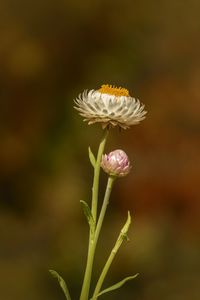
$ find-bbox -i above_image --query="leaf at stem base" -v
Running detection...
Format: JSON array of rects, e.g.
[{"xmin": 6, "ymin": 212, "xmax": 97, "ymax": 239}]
[
  {"xmin": 49, "ymin": 269, "xmax": 72, "ymax": 300},
  {"xmin": 91, "ymin": 274, "xmax": 139, "ymax": 299}
]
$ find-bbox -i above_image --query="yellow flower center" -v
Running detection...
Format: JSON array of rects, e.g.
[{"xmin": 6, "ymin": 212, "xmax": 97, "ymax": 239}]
[{"xmin": 98, "ymin": 84, "xmax": 130, "ymax": 97}]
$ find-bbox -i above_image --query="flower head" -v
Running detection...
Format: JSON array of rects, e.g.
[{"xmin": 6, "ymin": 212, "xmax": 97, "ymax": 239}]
[
  {"xmin": 101, "ymin": 149, "xmax": 131, "ymax": 177},
  {"xmin": 74, "ymin": 84, "xmax": 147, "ymax": 129}
]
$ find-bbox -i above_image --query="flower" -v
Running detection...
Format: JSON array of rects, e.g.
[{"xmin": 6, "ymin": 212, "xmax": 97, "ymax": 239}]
[
  {"xmin": 101, "ymin": 149, "xmax": 131, "ymax": 177},
  {"xmin": 74, "ymin": 84, "xmax": 147, "ymax": 129}
]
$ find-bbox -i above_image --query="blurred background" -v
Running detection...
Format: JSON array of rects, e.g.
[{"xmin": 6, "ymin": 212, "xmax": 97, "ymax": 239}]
[{"xmin": 0, "ymin": 0, "xmax": 200, "ymax": 299}]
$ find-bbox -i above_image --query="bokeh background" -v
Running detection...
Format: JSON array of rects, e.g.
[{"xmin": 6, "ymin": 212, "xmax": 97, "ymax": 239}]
[{"xmin": 0, "ymin": 0, "xmax": 200, "ymax": 299}]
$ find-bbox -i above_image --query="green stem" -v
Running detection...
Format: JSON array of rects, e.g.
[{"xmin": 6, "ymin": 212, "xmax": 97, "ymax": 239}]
[
  {"xmin": 93, "ymin": 176, "xmax": 115, "ymax": 246},
  {"xmin": 80, "ymin": 128, "xmax": 109, "ymax": 300},
  {"xmin": 91, "ymin": 128, "xmax": 109, "ymax": 223},
  {"xmin": 91, "ymin": 212, "xmax": 131, "ymax": 300}
]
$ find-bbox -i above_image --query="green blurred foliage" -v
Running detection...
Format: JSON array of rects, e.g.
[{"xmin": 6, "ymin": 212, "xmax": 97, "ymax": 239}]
[{"xmin": 0, "ymin": 0, "xmax": 200, "ymax": 299}]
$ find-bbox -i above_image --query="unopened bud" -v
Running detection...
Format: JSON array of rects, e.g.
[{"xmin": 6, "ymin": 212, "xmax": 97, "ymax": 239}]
[{"xmin": 101, "ymin": 149, "xmax": 131, "ymax": 177}]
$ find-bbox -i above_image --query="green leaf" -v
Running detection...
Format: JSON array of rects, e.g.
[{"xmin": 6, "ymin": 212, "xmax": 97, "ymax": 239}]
[
  {"xmin": 88, "ymin": 147, "xmax": 96, "ymax": 168},
  {"xmin": 80, "ymin": 200, "xmax": 95, "ymax": 233},
  {"xmin": 93, "ymin": 274, "xmax": 139, "ymax": 299},
  {"xmin": 121, "ymin": 211, "xmax": 131, "ymax": 236},
  {"xmin": 49, "ymin": 270, "xmax": 72, "ymax": 300}
]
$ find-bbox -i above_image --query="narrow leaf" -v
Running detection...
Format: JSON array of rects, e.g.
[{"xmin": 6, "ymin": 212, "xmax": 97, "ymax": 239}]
[
  {"xmin": 80, "ymin": 200, "xmax": 95, "ymax": 233},
  {"xmin": 121, "ymin": 211, "xmax": 131, "ymax": 236},
  {"xmin": 88, "ymin": 147, "xmax": 96, "ymax": 168},
  {"xmin": 94, "ymin": 274, "xmax": 139, "ymax": 299},
  {"xmin": 49, "ymin": 270, "xmax": 72, "ymax": 300}
]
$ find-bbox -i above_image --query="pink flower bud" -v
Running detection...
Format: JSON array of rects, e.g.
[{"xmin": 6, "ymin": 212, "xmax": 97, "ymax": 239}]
[{"xmin": 101, "ymin": 149, "xmax": 131, "ymax": 177}]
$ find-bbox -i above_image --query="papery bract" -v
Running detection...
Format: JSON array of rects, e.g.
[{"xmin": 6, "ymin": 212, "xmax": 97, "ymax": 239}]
[{"xmin": 101, "ymin": 149, "xmax": 131, "ymax": 177}]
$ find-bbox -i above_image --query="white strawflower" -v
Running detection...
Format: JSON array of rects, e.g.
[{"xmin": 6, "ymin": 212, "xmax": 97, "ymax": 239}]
[
  {"xmin": 74, "ymin": 84, "xmax": 147, "ymax": 129},
  {"xmin": 101, "ymin": 149, "xmax": 131, "ymax": 177}
]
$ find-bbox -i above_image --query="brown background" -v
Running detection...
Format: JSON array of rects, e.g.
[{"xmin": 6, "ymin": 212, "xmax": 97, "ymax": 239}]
[{"xmin": 0, "ymin": 0, "xmax": 200, "ymax": 299}]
